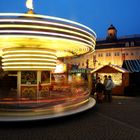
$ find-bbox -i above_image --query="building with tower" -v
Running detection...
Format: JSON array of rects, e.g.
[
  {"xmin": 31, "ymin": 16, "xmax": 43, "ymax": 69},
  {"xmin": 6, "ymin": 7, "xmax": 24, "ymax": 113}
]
[
  {"xmin": 65, "ymin": 24, "xmax": 140, "ymax": 95},
  {"xmin": 106, "ymin": 24, "xmax": 117, "ymax": 41}
]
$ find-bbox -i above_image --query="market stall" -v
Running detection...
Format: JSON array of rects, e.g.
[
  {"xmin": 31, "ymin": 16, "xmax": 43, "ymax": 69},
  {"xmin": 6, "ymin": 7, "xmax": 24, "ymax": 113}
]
[{"xmin": 91, "ymin": 64, "xmax": 129, "ymax": 95}]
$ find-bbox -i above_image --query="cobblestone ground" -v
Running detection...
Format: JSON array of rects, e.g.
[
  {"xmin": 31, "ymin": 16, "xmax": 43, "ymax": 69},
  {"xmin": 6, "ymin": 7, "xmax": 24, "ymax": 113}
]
[{"xmin": 0, "ymin": 96, "xmax": 140, "ymax": 140}]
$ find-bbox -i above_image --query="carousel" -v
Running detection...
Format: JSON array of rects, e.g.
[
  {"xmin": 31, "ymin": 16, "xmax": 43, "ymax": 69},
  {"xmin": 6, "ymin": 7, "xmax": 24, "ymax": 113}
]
[{"xmin": 0, "ymin": 0, "xmax": 96, "ymax": 121}]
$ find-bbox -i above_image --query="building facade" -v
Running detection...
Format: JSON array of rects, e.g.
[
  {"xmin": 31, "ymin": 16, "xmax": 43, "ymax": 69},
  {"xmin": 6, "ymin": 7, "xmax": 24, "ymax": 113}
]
[
  {"xmin": 65, "ymin": 24, "xmax": 140, "ymax": 69},
  {"xmin": 65, "ymin": 25, "xmax": 140, "ymax": 95}
]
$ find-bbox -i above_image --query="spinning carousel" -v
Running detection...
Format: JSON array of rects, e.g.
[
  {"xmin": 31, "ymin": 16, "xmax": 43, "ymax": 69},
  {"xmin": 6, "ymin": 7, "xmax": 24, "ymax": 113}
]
[{"xmin": 0, "ymin": 0, "xmax": 96, "ymax": 121}]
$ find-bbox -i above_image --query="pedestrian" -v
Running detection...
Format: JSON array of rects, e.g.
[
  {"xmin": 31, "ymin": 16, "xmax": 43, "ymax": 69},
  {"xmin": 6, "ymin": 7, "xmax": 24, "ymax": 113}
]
[
  {"xmin": 103, "ymin": 75, "xmax": 108, "ymax": 87},
  {"xmin": 95, "ymin": 77, "xmax": 105, "ymax": 103},
  {"xmin": 91, "ymin": 78, "xmax": 96, "ymax": 96},
  {"xmin": 105, "ymin": 75, "xmax": 114, "ymax": 102},
  {"xmin": 103, "ymin": 75, "xmax": 108, "ymax": 101}
]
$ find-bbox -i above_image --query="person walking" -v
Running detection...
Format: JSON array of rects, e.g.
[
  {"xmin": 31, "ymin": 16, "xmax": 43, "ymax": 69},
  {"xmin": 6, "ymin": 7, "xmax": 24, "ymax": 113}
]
[
  {"xmin": 103, "ymin": 75, "xmax": 108, "ymax": 101},
  {"xmin": 91, "ymin": 78, "xmax": 96, "ymax": 96},
  {"xmin": 95, "ymin": 77, "xmax": 105, "ymax": 103},
  {"xmin": 105, "ymin": 75, "xmax": 114, "ymax": 102}
]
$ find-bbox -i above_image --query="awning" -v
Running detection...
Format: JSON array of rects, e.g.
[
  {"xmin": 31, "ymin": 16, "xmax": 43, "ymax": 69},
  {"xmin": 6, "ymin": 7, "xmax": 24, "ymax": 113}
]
[{"xmin": 122, "ymin": 60, "xmax": 140, "ymax": 72}]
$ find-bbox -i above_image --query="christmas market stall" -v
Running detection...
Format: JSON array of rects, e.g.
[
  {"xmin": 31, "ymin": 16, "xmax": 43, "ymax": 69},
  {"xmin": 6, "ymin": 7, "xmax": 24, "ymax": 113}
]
[{"xmin": 91, "ymin": 64, "xmax": 129, "ymax": 95}]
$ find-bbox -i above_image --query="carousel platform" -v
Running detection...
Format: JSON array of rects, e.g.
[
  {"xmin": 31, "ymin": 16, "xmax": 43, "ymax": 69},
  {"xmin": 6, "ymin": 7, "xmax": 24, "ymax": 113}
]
[{"xmin": 0, "ymin": 97, "xmax": 96, "ymax": 122}]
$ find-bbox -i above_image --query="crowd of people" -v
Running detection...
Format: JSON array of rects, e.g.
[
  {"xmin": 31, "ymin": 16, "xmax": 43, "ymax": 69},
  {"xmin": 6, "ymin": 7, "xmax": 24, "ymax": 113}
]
[{"xmin": 91, "ymin": 75, "xmax": 115, "ymax": 103}]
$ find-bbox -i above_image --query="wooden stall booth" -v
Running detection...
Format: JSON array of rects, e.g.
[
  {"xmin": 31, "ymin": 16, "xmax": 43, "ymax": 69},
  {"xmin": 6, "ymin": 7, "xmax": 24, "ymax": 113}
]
[{"xmin": 91, "ymin": 64, "xmax": 129, "ymax": 95}]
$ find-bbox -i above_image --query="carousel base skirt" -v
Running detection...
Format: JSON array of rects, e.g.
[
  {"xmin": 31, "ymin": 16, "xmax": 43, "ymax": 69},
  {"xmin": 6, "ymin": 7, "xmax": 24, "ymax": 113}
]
[{"xmin": 0, "ymin": 97, "xmax": 96, "ymax": 122}]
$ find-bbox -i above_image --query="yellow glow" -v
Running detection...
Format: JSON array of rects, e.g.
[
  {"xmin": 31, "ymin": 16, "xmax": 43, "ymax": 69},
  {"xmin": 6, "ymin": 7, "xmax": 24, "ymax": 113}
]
[
  {"xmin": 0, "ymin": 19, "xmax": 96, "ymax": 41},
  {"xmin": 2, "ymin": 54, "xmax": 57, "ymax": 59},
  {"xmin": 2, "ymin": 47, "xmax": 57, "ymax": 71},
  {"xmin": 58, "ymin": 98, "xmax": 90, "ymax": 111},
  {"xmin": 26, "ymin": 0, "xmax": 33, "ymax": 10},
  {"xmin": 3, "ymin": 66, "xmax": 55, "ymax": 69},
  {"xmin": 0, "ymin": 35, "xmax": 94, "ymax": 57},
  {"xmin": 2, "ymin": 50, "xmax": 56, "ymax": 55},
  {"xmin": 2, "ymin": 62, "xmax": 56, "ymax": 66},
  {"xmin": 54, "ymin": 64, "xmax": 66, "ymax": 73},
  {"xmin": 0, "ymin": 30, "xmax": 93, "ymax": 46},
  {"xmin": 2, "ymin": 58, "xmax": 57, "ymax": 62},
  {"xmin": 0, "ymin": 13, "xmax": 96, "ymax": 71},
  {"xmin": 56, "ymin": 51, "xmax": 73, "ymax": 57},
  {"xmin": 0, "ymin": 24, "xmax": 95, "ymax": 42},
  {"xmin": 0, "ymin": 13, "xmax": 97, "ymax": 38},
  {"xmin": 3, "ymin": 66, "xmax": 55, "ymax": 70}
]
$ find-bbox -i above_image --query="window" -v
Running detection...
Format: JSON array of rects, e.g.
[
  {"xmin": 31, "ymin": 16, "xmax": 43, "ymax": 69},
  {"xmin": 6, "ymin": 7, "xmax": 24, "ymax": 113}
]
[
  {"xmin": 125, "ymin": 52, "xmax": 129, "ymax": 56},
  {"xmin": 98, "ymin": 53, "xmax": 103, "ymax": 57},
  {"xmin": 109, "ymin": 33, "xmax": 113, "ymax": 37},
  {"xmin": 114, "ymin": 52, "xmax": 119, "ymax": 56},
  {"xmin": 135, "ymin": 52, "xmax": 139, "ymax": 56},
  {"xmin": 125, "ymin": 42, "xmax": 129, "ymax": 47},
  {"xmin": 130, "ymin": 41, "xmax": 134, "ymax": 46},
  {"xmin": 106, "ymin": 53, "xmax": 111, "ymax": 56},
  {"xmin": 117, "ymin": 52, "xmax": 120, "ymax": 56}
]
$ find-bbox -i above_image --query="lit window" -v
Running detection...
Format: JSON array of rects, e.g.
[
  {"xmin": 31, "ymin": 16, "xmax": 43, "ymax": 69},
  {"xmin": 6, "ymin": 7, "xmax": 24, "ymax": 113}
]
[
  {"xmin": 125, "ymin": 42, "xmax": 129, "ymax": 47},
  {"xmin": 115, "ymin": 52, "xmax": 119, "ymax": 56},
  {"xmin": 125, "ymin": 52, "xmax": 128, "ymax": 56},
  {"xmin": 117, "ymin": 52, "xmax": 120, "ymax": 56},
  {"xmin": 106, "ymin": 53, "xmax": 112, "ymax": 56},
  {"xmin": 98, "ymin": 53, "xmax": 103, "ymax": 57},
  {"xmin": 135, "ymin": 52, "xmax": 139, "ymax": 56},
  {"xmin": 130, "ymin": 41, "xmax": 134, "ymax": 46}
]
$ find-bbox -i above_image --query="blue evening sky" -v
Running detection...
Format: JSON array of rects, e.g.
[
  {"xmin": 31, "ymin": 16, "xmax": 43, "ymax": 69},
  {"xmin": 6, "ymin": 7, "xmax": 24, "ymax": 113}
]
[{"xmin": 0, "ymin": 0, "xmax": 140, "ymax": 39}]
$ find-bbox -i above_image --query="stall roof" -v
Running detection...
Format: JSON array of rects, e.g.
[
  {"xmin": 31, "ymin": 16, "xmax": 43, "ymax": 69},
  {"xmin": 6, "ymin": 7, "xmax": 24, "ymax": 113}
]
[
  {"xmin": 122, "ymin": 60, "xmax": 140, "ymax": 72},
  {"xmin": 91, "ymin": 64, "xmax": 129, "ymax": 73}
]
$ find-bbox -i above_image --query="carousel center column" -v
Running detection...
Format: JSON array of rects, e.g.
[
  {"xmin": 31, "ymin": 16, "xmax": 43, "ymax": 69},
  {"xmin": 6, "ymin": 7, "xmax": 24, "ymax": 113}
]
[{"xmin": 2, "ymin": 47, "xmax": 57, "ymax": 100}]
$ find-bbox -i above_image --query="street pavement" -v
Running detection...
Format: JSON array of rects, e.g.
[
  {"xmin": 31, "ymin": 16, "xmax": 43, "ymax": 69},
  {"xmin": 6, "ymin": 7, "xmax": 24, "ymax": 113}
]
[{"xmin": 0, "ymin": 96, "xmax": 140, "ymax": 140}]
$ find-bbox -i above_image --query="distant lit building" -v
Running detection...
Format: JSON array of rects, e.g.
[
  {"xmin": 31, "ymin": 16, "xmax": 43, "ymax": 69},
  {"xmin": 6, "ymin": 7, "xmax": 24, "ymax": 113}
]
[
  {"xmin": 95, "ymin": 24, "xmax": 140, "ymax": 69},
  {"xmin": 66, "ymin": 24, "xmax": 140, "ymax": 70},
  {"xmin": 65, "ymin": 24, "xmax": 140, "ymax": 95}
]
